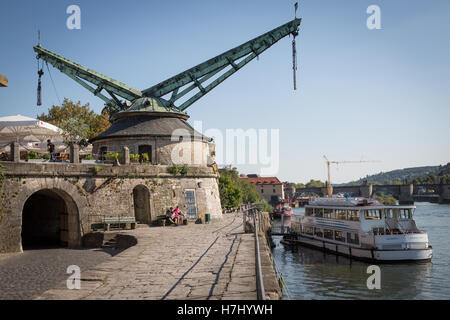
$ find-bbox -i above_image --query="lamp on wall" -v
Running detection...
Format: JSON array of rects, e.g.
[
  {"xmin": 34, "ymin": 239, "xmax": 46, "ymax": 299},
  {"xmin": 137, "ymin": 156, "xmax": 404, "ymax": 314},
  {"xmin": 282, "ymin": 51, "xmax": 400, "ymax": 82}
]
[{"xmin": 197, "ymin": 182, "xmax": 202, "ymax": 188}]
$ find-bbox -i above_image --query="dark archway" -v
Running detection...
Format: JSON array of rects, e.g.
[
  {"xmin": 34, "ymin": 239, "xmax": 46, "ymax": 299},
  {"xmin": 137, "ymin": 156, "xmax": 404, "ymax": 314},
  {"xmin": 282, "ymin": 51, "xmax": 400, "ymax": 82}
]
[
  {"xmin": 21, "ymin": 189, "xmax": 76, "ymax": 249},
  {"xmin": 133, "ymin": 185, "xmax": 151, "ymax": 224}
]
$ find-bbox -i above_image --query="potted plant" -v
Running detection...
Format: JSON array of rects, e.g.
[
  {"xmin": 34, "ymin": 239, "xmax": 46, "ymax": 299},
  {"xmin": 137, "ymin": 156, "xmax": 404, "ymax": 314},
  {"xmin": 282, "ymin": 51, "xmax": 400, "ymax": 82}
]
[{"xmin": 26, "ymin": 151, "xmax": 42, "ymax": 162}]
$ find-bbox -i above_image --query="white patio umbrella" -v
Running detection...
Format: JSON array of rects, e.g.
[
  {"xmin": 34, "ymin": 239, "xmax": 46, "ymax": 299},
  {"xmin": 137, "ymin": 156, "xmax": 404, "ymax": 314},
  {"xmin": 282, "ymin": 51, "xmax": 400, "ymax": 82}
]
[{"xmin": 0, "ymin": 114, "xmax": 65, "ymax": 153}]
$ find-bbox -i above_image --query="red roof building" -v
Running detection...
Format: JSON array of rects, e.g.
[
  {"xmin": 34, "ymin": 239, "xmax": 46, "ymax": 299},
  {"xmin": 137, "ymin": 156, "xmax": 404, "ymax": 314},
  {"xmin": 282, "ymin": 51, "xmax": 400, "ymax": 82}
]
[{"xmin": 240, "ymin": 175, "xmax": 284, "ymax": 202}]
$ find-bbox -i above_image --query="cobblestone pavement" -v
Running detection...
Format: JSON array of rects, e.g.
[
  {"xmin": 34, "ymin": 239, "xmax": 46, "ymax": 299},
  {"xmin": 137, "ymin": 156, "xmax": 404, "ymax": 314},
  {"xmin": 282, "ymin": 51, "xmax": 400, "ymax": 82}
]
[
  {"xmin": 0, "ymin": 247, "xmax": 120, "ymax": 300},
  {"xmin": 37, "ymin": 212, "xmax": 257, "ymax": 300}
]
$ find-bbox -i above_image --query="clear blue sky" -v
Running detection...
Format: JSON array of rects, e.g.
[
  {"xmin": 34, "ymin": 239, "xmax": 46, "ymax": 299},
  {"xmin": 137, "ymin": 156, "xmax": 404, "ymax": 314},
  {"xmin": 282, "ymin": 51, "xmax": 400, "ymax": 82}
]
[{"xmin": 1, "ymin": 0, "xmax": 449, "ymax": 183}]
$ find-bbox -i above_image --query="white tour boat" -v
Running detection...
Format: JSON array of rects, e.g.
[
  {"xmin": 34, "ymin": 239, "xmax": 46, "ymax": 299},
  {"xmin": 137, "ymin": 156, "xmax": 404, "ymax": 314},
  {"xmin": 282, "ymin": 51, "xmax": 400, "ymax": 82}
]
[{"xmin": 286, "ymin": 197, "xmax": 432, "ymax": 262}]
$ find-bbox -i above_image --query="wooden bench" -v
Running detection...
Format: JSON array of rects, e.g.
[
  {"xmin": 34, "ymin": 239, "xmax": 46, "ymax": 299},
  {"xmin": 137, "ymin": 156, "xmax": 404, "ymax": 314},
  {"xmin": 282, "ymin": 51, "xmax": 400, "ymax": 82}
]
[{"xmin": 102, "ymin": 216, "xmax": 136, "ymax": 231}]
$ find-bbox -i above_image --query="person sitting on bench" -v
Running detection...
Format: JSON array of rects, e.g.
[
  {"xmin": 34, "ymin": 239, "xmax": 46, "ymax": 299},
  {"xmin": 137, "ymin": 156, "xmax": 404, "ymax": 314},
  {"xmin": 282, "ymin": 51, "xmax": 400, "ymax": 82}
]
[
  {"xmin": 166, "ymin": 207, "xmax": 176, "ymax": 225},
  {"xmin": 172, "ymin": 206, "xmax": 184, "ymax": 225}
]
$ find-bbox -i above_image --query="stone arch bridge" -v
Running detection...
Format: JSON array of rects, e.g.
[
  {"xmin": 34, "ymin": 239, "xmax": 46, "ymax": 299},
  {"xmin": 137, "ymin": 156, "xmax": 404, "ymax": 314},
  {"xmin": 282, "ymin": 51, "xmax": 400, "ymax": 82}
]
[{"xmin": 295, "ymin": 184, "xmax": 450, "ymax": 204}]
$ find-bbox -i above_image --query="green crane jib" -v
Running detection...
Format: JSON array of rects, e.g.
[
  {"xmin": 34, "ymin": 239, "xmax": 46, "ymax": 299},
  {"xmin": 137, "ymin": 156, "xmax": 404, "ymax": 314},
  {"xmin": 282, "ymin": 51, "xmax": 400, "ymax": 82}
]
[{"xmin": 34, "ymin": 18, "xmax": 301, "ymax": 115}]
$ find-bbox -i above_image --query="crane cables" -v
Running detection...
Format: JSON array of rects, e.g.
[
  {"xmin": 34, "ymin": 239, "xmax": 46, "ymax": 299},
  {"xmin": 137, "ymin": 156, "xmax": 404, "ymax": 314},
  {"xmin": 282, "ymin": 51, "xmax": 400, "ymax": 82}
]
[
  {"xmin": 292, "ymin": 2, "xmax": 299, "ymax": 90},
  {"xmin": 292, "ymin": 34, "xmax": 298, "ymax": 90},
  {"xmin": 45, "ymin": 61, "xmax": 62, "ymax": 106}
]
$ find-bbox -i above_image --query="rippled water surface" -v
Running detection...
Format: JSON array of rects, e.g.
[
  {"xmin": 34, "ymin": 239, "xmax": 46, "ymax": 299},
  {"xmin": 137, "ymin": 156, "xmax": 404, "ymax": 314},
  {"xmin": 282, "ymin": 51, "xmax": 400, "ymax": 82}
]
[{"xmin": 271, "ymin": 202, "xmax": 450, "ymax": 299}]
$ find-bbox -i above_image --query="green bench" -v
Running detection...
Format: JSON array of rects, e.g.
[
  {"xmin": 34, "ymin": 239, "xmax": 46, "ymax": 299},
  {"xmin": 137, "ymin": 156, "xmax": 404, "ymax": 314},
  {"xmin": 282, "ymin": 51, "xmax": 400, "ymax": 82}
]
[
  {"xmin": 102, "ymin": 216, "xmax": 136, "ymax": 231},
  {"xmin": 156, "ymin": 215, "xmax": 170, "ymax": 227}
]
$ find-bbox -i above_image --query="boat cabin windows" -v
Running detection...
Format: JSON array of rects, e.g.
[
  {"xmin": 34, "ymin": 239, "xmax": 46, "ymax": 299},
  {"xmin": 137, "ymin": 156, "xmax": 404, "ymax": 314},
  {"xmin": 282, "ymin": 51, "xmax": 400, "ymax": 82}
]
[
  {"xmin": 334, "ymin": 231, "xmax": 346, "ymax": 242},
  {"xmin": 305, "ymin": 208, "xmax": 313, "ymax": 216},
  {"xmin": 335, "ymin": 209, "xmax": 347, "ymax": 220},
  {"xmin": 348, "ymin": 210, "xmax": 360, "ymax": 221},
  {"xmin": 324, "ymin": 229, "xmax": 333, "ymax": 240},
  {"xmin": 306, "ymin": 207, "xmax": 360, "ymax": 221},
  {"xmin": 383, "ymin": 208, "xmax": 413, "ymax": 220},
  {"xmin": 399, "ymin": 208, "xmax": 412, "ymax": 219},
  {"xmin": 364, "ymin": 209, "xmax": 382, "ymax": 220},
  {"xmin": 384, "ymin": 209, "xmax": 394, "ymax": 219},
  {"xmin": 372, "ymin": 227, "xmax": 384, "ymax": 235},
  {"xmin": 314, "ymin": 227, "xmax": 323, "ymax": 238},
  {"xmin": 302, "ymin": 226, "xmax": 314, "ymax": 235},
  {"xmin": 323, "ymin": 209, "xmax": 334, "ymax": 219},
  {"xmin": 347, "ymin": 233, "xmax": 359, "ymax": 245}
]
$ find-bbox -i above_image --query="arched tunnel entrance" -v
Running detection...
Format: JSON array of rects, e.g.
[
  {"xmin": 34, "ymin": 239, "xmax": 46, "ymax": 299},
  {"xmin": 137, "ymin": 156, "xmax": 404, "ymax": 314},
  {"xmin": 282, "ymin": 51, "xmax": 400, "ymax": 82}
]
[{"xmin": 21, "ymin": 189, "xmax": 78, "ymax": 249}]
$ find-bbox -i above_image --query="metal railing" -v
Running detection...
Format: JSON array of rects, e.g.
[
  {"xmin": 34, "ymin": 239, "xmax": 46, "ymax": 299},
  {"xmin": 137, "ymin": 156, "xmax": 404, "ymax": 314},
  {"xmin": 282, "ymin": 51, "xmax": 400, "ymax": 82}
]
[{"xmin": 243, "ymin": 205, "xmax": 265, "ymax": 300}]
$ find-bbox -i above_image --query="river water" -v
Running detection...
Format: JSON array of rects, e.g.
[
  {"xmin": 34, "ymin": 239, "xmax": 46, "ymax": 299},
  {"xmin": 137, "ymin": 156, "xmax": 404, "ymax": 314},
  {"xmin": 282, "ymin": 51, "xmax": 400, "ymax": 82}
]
[{"xmin": 271, "ymin": 202, "xmax": 450, "ymax": 299}]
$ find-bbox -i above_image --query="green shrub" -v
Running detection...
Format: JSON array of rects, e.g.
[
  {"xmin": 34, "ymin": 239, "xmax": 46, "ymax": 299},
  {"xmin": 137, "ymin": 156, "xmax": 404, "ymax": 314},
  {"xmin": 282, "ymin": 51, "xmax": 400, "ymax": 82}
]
[
  {"xmin": 92, "ymin": 165, "xmax": 101, "ymax": 175},
  {"xmin": 180, "ymin": 164, "xmax": 188, "ymax": 175},
  {"xmin": 130, "ymin": 154, "xmax": 139, "ymax": 162},
  {"xmin": 169, "ymin": 164, "xmax": 181, "ymax": 174},
  {"xmin": 26, "ymin": 152, "xmax": 39, "ymax": 159},
  {"xmin": 85, "ymin": 154, "xmax": 94, "ymax": 160},
  {"xmin": 43, "ymin": 153, "xmax": 51, "ymax": 160},
  {"xmin": 105, "ymin": 152, "xmax": 121, "ymax": 160}
]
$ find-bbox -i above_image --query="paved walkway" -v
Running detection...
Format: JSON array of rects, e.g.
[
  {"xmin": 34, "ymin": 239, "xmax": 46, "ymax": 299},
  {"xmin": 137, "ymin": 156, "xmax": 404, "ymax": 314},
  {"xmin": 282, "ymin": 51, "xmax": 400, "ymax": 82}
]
[
  {"xmin": 0, "ymin": 247, "xmax": 119, "ymax": 300},
  {"xmin": 36, "ymin": 212, "xmax": 257, "ymax": 300}
]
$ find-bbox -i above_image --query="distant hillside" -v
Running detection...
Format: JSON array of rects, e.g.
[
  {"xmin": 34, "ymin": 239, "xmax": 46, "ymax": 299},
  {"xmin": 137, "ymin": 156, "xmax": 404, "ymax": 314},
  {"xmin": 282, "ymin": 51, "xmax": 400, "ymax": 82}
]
[{"xmin": 343, "ymin": 163, "xmax": 450, "ymax": 185}]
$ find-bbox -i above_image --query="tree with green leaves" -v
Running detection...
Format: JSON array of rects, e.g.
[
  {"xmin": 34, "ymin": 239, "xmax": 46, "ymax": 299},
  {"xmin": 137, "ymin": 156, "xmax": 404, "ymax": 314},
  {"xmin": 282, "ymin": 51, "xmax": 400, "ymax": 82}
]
[
  {"xmin": 37, "ymin": 98, "xmax": 110, "ymax": 146},
  {"xmin": 305, "ymin": 179, "xmax": 325, "ymax": 188},
  {"xmin": 217, "ymin": 167, "xmax": 273, "ymax": 211},
  {"xmin": 218, "ymin": 175, "xmax": 242, "ymax": 209}
]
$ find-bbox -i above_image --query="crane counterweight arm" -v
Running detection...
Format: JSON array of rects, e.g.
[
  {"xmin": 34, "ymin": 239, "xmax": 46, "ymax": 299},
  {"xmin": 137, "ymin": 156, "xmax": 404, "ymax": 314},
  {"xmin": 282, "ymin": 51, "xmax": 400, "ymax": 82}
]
[
  {"xmin": 142, "ymin": 18, "xmax": 301, "ymax": 111},
  {"xmin": 33, "ymin": 45, "xmax": 142, "ymax": 111}
]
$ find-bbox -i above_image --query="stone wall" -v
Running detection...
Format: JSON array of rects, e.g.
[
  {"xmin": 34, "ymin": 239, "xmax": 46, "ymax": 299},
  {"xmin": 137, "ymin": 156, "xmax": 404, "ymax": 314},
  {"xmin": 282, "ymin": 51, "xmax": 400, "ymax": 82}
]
[
  {"xmin": 0, "ymin": 162, "xmax": 222, "ymax": 253},
  {"xmin": 92, "ymin": 136, "xmax": 213, "ymax": 166}
]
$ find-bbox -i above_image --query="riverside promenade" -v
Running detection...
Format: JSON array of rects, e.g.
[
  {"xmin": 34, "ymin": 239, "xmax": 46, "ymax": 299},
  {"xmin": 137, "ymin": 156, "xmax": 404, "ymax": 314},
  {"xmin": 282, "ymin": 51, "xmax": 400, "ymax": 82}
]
[{"xmin": 35, "ymin": 212, "xmax": 278, "ymax": 300}]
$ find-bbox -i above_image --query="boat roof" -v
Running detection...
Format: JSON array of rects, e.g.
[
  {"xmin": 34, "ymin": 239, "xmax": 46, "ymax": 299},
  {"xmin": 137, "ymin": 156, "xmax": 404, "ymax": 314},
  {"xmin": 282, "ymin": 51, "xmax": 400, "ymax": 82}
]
[{"xmin": 305, "ymin": 205, "xmax": 416, "ymax": 210}]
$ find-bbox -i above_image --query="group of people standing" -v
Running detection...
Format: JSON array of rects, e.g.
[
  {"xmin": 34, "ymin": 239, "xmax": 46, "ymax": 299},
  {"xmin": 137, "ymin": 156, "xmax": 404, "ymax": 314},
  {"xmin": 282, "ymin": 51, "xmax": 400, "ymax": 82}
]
[{"xmin": 165, "ymin": 206, "xmax": 184, "ymax": 226}]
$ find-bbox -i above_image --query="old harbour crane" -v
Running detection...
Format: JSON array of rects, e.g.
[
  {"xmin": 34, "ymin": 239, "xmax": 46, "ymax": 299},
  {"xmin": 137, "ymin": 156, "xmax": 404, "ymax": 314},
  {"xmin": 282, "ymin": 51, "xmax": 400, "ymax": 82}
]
[{"xmin": 33, "ymin": 18, "xmax": 301, "ymax": 116}]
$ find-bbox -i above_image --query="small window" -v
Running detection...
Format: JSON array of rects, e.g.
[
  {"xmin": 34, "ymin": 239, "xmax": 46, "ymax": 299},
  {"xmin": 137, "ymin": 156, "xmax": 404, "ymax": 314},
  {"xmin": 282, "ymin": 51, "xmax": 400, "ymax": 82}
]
[
  {"xmin": 138, "ymin": 145, "xmax": 152, "ymax": 163},
  {"xmin": 324, "ymin": 229, "xmax": 333, "ymax": 240},
  {"xmin": 335, "ymin": 209, "xmax": 347, "ymax": 220},
  {"xmin": 99, "ymin": 146, "xmax": 107, "ymax": 160},
  {"xmin": 302, "ymin": 226, "xmax": 314, "ymax": 235},
  {"xmin": 314, "ymin": 227, "xmax": 323, "ymax": 238},
  {"xmin": 315, "ymin": 208, "xmax": 324, "ymax": 218},
  {"xmin": 261, "ymin": 189, "xmax": 264, "ymax": 193},
  {"xmin": 365, "ymin": 210, "xmax": 381, "ymax": 220},
  {"xmin": 187, "ymin": 207, "xmax": 196, "ymax": 219},
  {"xmin": 273, "ymin": 189, "xmax": 276, "ymax": 193},
  {"xmin": 186, "ymin": 190, "xmax": 195, "ymax": 204},
  {"xmin": 305, "ymin": 208, "xmax": 313, "ymax": 216},
  {"xmin": 335, "ymin": 231, "xmax": 346, "ymax": 242},
  {"xmin": 348, "ymin": 210, "xmax": 360, "ymax": 221},
  {"xmin": 324, "ymin": 209, "xmax": 334, "ymax": 219},
  {"xmin": 347, "ymin": 233, "xmax": 359, "ymax": 244}
]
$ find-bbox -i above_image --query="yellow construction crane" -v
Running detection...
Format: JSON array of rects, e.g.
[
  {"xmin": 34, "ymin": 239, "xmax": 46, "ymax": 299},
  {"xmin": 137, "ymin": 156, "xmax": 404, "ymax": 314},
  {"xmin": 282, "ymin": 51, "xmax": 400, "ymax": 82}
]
[{"xmin": 323, "ymin": 155, "xmax": 381, "ymax": 197}]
